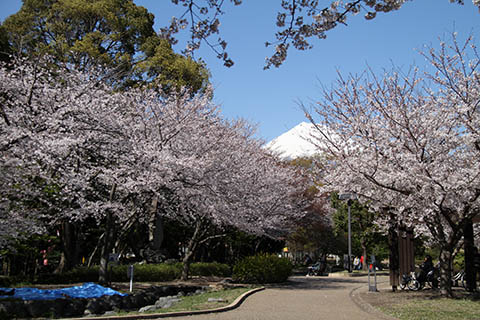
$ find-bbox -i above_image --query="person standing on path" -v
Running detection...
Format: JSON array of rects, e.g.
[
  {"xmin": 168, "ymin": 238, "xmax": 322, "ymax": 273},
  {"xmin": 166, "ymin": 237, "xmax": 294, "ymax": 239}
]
[{"xmin": 354, "ymin": 256, "xmax": 360, "ymax": 270}]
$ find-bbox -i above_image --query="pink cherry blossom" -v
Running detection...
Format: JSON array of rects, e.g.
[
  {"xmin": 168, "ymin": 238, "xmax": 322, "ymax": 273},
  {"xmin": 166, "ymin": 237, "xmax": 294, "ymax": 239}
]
[{"xmin": 304, "ymin": 34, "xmax": 480, "ymax": 296}]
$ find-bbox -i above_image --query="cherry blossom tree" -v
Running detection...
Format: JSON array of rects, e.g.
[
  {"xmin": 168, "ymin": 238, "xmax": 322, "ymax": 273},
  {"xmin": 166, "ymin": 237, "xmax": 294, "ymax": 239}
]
[
  {"xmin": 0, "ymin": 57, "xmax": 169, "ymax": 279},
  {"xmin": 303, "ymin": 34, "xmax": 480, "ymax": 296},
  {"xmin": 1, "ymin": 56, "xmax": 309, "ymax": 281},
  {"xmin": 165, "ymin": 0, "xmax": 480, "ymax": 68},
  {"xmin": 154, "ymin": 116, "xmax": 310, "ymax": 279}
]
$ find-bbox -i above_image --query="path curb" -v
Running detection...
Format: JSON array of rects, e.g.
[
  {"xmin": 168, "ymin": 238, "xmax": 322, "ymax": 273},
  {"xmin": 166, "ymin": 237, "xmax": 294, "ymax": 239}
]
[
  {"xmin": 67, "ymin": 287, "xmax": 265, "ymax": 320},
  {"xmin": 349, "ymin": 282, "xmax": 398, "ymax": 320}
]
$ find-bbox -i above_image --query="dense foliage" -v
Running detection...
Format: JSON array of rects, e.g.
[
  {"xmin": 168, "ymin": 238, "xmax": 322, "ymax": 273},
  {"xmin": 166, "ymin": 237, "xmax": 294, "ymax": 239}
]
[
  {"xmin": 232, "ymin": 254, "xmax": 292, "ymax": 284},
  {"xmin": 23, "ymin": 262, "xmax": 229, "ymax": 284},
  {"xmin": 2, "ymin": 0, "xmax": 210, "ymax": 92},
  {"xmin": 330, "ymin": 193, "xmax": 387, "ymax": 270}
]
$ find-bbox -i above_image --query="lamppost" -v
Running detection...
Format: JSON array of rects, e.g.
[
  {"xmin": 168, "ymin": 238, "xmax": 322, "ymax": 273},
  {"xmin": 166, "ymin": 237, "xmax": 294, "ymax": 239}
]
[{"xmin": 339, "ymin": 193, "xmax": 357, "ymax": 273}]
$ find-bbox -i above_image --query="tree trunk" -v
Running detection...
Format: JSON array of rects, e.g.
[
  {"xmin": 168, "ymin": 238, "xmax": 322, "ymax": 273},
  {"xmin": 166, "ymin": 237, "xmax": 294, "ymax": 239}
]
[
  {"xmin": 112, "ymin": 214, "xmax": 138, "ymax": 255},
  {"xmin": 66, "ymin": 222, "xmax": 79, "ymax": 268},
  {"xmin": 388, "ymin": 216, "xmax": 399, "ymax": 290},
  {"xmin": 149, "ymin": 198, "xmax": 164, "ymax": 250},
  {"xmin": 98, "ymin": 184, "xmax": 116, "ymax": 285},
  {"xmin": 463, "ymin": 218, "xmax": 476, "ymax": 291},
  {"xmin": 181, "ymin": 220, "xmax": 205, "ymax": 281},
  {"xmin": 153, "ymin": 215, "xmax": 164, "ymax": 250},
  {"xmin": 98, "ymin": 213, "xmax": 113, "ymax": 284},
  {"xmin": 98, "ymin": 212, "xmax": 114, "ymax": 284},
  {"xmin": 54, "ymin": 222, "xmax": 77, "ymax": 274},
  {"xmin": 3, "ymin": 257, "xmax": 10, "ymax": 276},
  {"xmin": 439, "ymin": 248, "xmax": 454, "ymax": 297},
  {"xmin": 87, "ymin": 232, "xmax": 104, "ymax": 268},
  {"xmin": 54, "ymin": 252, "xmax": 66, "ymax": 274},
  {"xmin": 182, "ymin": 248, "xmax": 195, "ymax": 281},
  {"xmin": 254, "ymin": 239, "xmax": 262, "ymax": 254},
  {"xmin": 361, "ymin": 241, "xmax": 368, "ymax": 271}
]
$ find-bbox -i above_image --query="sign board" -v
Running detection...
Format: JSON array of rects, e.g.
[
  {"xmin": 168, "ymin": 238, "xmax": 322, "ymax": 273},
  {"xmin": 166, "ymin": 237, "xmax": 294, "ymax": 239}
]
[
  {"xmin": 108, "ymin": 253, "xmax": 120, "ymax": 263},
  {"xmin": 368, "ymin": 255, "xmax": 378, "ymax": 292}
]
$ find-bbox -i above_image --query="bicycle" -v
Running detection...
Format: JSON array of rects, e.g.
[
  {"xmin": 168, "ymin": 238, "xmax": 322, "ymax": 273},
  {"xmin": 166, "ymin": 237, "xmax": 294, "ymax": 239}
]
[
  {"xmin": 452, "ymin": 270, "xmax": 466, "ymax": 289},
  {"xmin": 402, "ymin": 264, "xmax": 439, "ymax": 291},
  {"xmin": 399, "ymin": 271, "xmax": 420, "ymax": 291}
]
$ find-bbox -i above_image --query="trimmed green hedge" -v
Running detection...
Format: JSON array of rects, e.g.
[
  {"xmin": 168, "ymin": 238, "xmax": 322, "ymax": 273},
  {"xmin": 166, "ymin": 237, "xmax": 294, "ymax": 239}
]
[
  {"xmin": 190, "ymin": 262, "xmax": 231, "ymax": 277},
  {"xmin": 33, "ymin": 262, "xmax": 230, "ymax": 284},
  {"xmin": 36, "ymin": 266, "xmax": 99, "ymax": 284},
  {"xmin": 111, "ymin": 263, "xmax": 181, "ymax": 282},
  {"xmin": 232, "ymin": 254, "xmax": 292, "ymax": 284}
]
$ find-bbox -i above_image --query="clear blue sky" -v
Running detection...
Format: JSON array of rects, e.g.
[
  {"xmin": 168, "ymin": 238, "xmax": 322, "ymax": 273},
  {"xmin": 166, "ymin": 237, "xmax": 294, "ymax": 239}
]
[{"xmin": 1, "ymin": 1, "xmax": 479, "ymax": 142}]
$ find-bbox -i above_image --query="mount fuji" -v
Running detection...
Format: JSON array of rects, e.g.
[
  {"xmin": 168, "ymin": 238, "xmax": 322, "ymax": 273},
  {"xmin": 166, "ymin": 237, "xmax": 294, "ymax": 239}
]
[{"xmin": 265, "ymin": 122, "xmax": 322, "ymax": 159}]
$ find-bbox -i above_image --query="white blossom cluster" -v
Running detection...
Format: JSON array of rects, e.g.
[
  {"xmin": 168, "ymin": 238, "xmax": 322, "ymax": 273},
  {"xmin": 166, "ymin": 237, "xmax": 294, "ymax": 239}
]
[{"xmin": 0, "ymin": 57, "xmax": 308, "ymax": 247}]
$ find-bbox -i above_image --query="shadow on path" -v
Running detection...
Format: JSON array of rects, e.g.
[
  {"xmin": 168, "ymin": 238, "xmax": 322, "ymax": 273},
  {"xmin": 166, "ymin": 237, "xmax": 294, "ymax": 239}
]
[{"xmin": 266, "ymin": 275, "xmax": 369, "ymax": 291}]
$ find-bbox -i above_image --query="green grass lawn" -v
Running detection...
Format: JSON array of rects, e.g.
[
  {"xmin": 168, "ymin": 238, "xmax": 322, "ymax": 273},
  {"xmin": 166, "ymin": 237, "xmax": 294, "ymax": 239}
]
[
  {"xmin": 379, "ymin": 298, "xmax": 480, "ymax": 320},
  {"xmin": 115, "ymin": 287, "xmax": 255, "ymax": 316}
]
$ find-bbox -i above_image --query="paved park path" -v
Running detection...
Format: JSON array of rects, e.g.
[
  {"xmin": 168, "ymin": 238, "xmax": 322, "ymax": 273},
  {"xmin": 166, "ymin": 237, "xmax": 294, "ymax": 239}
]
[{"xmin": 155, "ymin": 275, "xmax": 393, "ymax": 320}]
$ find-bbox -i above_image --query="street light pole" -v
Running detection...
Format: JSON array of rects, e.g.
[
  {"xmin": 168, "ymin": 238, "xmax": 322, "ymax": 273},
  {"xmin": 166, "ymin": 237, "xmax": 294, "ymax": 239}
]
[
  {"xmin": 347, "ymin": 199, "xmax": 352, "ymax": 273},
  {"xmin": 339, "ymin": 193, "xmax": 357, "ymax": 273}
]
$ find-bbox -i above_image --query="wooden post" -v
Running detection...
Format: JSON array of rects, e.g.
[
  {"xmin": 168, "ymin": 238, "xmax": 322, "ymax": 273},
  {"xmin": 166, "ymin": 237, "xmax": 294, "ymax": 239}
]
[
  {"xmin": 398, "ymin": 225, "xmax": 414, "ymax": 279},
  {"xmin": 388, "ymin": 215, "xmax": 399, "ymax": 290}
]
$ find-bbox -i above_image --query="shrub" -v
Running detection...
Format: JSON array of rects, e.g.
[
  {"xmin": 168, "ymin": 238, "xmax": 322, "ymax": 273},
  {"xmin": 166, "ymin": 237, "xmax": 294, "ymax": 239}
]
[
  {"xmin": 119, "ymin": 263, "xmax": 181, "ymax": 282},
  {"xmin": 232, "ymin": 254, "xmax": 292, "ymax": 284},
  {"xmin": 453, "ymin": 251, "xmax": 465, "ymax": 271},
  {"xmin": 0, "ymin": 276, "xmax": 11, "ymax": 287},
  {"xmin": 66, "ymin": 266, "xmax": 100, "ymax": 283},
  {"xmin": 190, "ymin": 262, "xmax": 231, "ymax": 277},
  {"xmin": 35, "ymin": 266, "xmax": 99, "ymax": 284},
  {"xmin": 32, "ymin": 261, "xmax": 231, "ymax": 284}
]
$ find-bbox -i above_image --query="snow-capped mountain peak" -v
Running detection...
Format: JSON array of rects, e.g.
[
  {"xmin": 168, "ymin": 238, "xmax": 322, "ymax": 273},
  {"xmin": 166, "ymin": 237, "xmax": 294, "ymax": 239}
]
[{"xmin": 265, "ymin": 122, "xmax": 321, "ymax": 159}]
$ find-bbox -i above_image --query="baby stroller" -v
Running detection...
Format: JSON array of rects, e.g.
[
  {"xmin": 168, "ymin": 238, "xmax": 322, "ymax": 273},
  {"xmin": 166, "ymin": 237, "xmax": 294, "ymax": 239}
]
[{"xmin": 307, "ymin": 261, "xmax": 326, "ymax": 276}]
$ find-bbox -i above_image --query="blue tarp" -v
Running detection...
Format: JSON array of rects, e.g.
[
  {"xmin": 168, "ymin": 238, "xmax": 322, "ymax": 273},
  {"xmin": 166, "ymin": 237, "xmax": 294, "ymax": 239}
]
[{"xmin": 0, "ymin": 282, "xmax": 128, "ymax": 300}]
